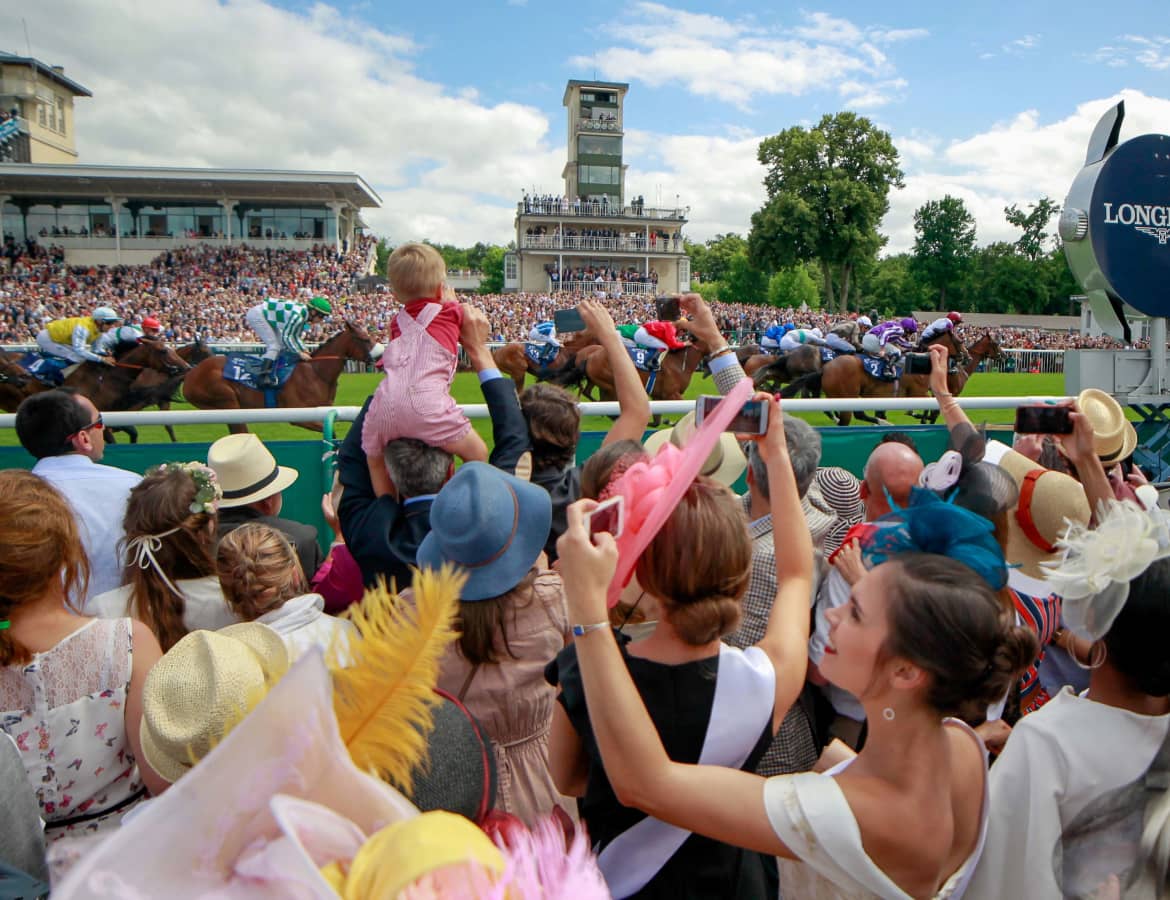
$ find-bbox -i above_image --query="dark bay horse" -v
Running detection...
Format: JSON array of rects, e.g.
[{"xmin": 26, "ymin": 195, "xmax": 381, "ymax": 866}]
[
  {"xmin": 0, "ymin": 353, "xmax": 32, "ymax": 412},
  {"xmin": 748, "ymin": 345, "xmax": 824, "ymax": 396},
  {"xmin": 182, "ymin": 322, "xmax": 377, "ymax": 433},
  {"xmin": 118, "ymin": 338, "xmax": 215, "ymax": 442},
  {"xmin": 901, "ymin": 333, "xmax": 1003, "ymax": 424},
  {"xmin": 492, "ymin": 331, "xmax": 595, "ymax": 394},
  {"xmin": 574, "ymin": 338, "xmax": 711, "ymax": 404}
]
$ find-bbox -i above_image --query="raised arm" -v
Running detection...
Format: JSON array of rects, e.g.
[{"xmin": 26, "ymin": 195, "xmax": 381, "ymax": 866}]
[
  {"xmin": 460, "ymin": 303, "xmax": 531, "ymax": 474},
  {"xmin": 928, "ymin": 344, "xmax": 974, "ymax": 431},
  {"xmin": 681, "ymin": 293, "xmax": 743, "ymax": 395},
  {"xmin": 579, "ymin": 299, "xmax": 651, "ymax": 446},
  {"xmin": 1063, "ymin": 406, "xmax": 1116, "ymax": 522},
  {"xmin": 556, "ymin": 502, "xmax": 793, "ymax": 858},
  {"xmin": 749, "ymin": 395, "xmax": 814, "ymax": 731}
]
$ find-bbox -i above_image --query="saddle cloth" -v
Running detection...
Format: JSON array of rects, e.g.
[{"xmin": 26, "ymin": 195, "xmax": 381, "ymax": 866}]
[
  {"xmin": 625, "ymin": 345, "xmax": 657, "ymax": 371},
  {"xmin": 222, "ymin": 352, "xmax": 299, "ymax": 390},
  {"xmin": 524, "ymin": 342, "xmax": 560, "ymax": 368},
  {"xmin": 18, "ymin": 352, "xmax": 70, "ymax": 386},
  {"xmin": 819, "ymin": 347, "xmax": 838, "ymax": 363},
  {"xmin": 860, "ymin": 353, "xmax": 902, "ymax": 382}
]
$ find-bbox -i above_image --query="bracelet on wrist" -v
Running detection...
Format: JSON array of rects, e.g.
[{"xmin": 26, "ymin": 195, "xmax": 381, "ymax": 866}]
[
  {"xmin": 705, "ymin": 344, "xmax": 732, "ymax": 361},
  {"xmin": 572, "ymin": 621, "xmax": 610, "ymax": 637}
]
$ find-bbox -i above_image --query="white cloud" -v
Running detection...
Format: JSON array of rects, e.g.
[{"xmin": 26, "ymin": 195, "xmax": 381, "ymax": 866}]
[
  {"xmin": 1005, "ymin": 34, "xmax": 1041, "ymax": 52},
  {"xmin": 1091, "ymin": 35, "xmax": 1170, "ymax": 70},
  {"xmin": 569, "ymin": 5, "xmax": 922, "ymax": 108}
]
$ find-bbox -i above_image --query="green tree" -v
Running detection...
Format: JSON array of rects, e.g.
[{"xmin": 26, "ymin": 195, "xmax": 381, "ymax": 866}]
[
  {"xmin": 694, "ymin": 281, "xmax": 721, "ymax": 304},
  {"xmin": 686, "ymin": 233, "xmax": 748, "ymax": 283},
  {"xmin": 477, "ymin": 246, "xmax": 505, "ymax": 294},
  {"xmin": 748, "ymin": 112, "xmax": 904, "ymax": 313},
  {"xmin": 766, "ymin": 265, "xmax": 820, "ymax": 309},
  {"xmin": 856, "ymin": 253, "xmax": 928, "ymax": 316},
  {"xmin": 970, "ymin": 242, "xmax": 1048, "ymax": 314},
  {"xmin": 374, "ymin": 238, "xmax": 393, "ymax": 277},
  {"xmin": 1005, "ymin": 197, "xmax": 1060, "ymax": 261},
  {"xmin": 720, "ymin": 251, "xmax": 768, "ymax": 304},
  {"xmin": 910, "ymin": 195, "xmax": 977, "ymax": 307}
]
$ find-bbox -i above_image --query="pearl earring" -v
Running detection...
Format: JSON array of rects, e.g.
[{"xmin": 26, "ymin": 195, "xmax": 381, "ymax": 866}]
[{"xmin": 883, "ymin": 707, "xmax": 896, "ymax": 721}]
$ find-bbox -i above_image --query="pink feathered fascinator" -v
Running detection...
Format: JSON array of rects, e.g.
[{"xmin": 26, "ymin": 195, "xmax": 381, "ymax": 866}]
[{"xmin": 605, "ymin": 377, "xmax": 755, "ymax": 607}]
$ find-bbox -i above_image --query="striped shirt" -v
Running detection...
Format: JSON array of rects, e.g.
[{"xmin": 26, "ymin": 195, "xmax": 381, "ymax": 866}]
[{"xmin": 261, "ymin": 299, "xmax": 310, "ymax": 352}]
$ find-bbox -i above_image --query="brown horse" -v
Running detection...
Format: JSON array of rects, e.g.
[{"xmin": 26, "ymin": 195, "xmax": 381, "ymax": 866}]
[
  {"xmin": 574, "ymin": 337, "xmax": 711, "ymax": 404},
  {"xmin": 182, "ymin": 321, "xmax": 377, "ymax": 433},
  {"xmin": 0, "ymin": 352, "xmax": 32, "ymax": 412},
  {"xmin": 492, "ymin": 331, "xmax": 595, "ymax": 394},
  {"xmin": 116, "ymin": 338, "xmax": 215, "ymax": 442},
  {"xmin": 748, "ymin": 345, "xmax": 824, "ymax": 396},
  {"xmin": 899, "ymin": 332, "xmax": 1002, "ymax": 423}
]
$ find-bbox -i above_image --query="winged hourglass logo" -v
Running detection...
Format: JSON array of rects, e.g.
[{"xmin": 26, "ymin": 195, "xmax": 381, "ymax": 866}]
[{"xmin": 1135, "ymin": 226, "xmax": 1170, "ymax": 246}]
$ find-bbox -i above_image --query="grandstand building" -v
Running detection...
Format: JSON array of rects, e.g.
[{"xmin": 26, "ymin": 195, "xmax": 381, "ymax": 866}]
[
  {"xmin": 0, "ymin": 57, "xmax": 379, "ymax": 266},
  {"xmin": 506, "ymin": 80, "xmax": 690, "ymax": 294}
]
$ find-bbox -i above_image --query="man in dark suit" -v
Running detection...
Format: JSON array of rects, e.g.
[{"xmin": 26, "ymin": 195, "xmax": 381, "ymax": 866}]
[
  {"xmin": 208, "ymin": 432, "xmax": 324, "ymax": 579},
  {"xmin": 338, "ymin": 306, "xmax": 532, "ymax": 589}
]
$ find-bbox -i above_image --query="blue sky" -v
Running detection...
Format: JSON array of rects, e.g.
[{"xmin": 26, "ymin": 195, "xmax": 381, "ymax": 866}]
[{"xmin": 5, "ymin": 1, "xmax": 1169, "ymax": 252}]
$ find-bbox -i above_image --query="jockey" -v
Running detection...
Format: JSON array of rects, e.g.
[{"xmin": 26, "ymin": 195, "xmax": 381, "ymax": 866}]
[
  {"xmin": 779, "ymin": 326, "xmax": 826, "ymax": 353},
  {"xmin": 528, "ymin": 320, "xmax": 561, "ymax": 349},
  {"xmin": 760, "ymin": 322, "xmax": 793, "ymax": 352},
  {"xmin": 35, "ymin": 306, "xmax": 122, "ymax": 366},
  {"xmin": 616, "ymin": 323, "xmax": 640, "ymax": 349},
  {"xmin": 826, "ymin": 319, "xmax": 863, "ymax": 353},
  {"xmin": 861, "ymin": 319, "xmax": 916, "ymax": 359},
  {"xmin": 92, "ymin": 323, "xmax": 146, "ymax": 357},
  {"xmin": 245, "ymin": 295, "xmax": 332, "ymax": 386},
  {"xmin": 140, "ymin": 316, "xmax": 163, "ymax": 337},
  {"xmin": 635, "ymin": 317, "xmax": 688, "ymax": 371},
  {"xmin": 921, "ymin": 311, "xmax": 961, "ymax": 342}
]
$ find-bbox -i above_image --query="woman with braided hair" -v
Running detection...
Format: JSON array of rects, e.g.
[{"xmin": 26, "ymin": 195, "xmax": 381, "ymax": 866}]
[
  {"xmin": 91, "ymin": 462, "xmax": 240, "ymax": 651},
  {"xmin": 215, "ymin": 522, "xmax": 355, "ymax": 662}
]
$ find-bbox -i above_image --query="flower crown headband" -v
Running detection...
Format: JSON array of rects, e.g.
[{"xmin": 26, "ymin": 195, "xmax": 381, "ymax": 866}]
[
  {"xmin": 156, "ymin": 461, "xmax": 223, "ymax": 516},
  {"xmin": 1042, "ymin": 498, "xmax": 1170, "ymax": 641}
]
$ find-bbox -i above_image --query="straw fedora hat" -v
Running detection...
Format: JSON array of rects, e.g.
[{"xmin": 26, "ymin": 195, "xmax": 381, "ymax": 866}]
[
  {"xmin": 997, "ymin": 449, "xmax": 1091, "ymax": 579},
  {"xmin": 643, "ymin": 411, "xmax": 747, "ymax": 487},
  {"xmin": 1077, "ymin": 388, "xmax": 1137, "ymax": 464},
  {"xmin": 140, "ymin": 623, "xmax": 289, "ymax": 784},
  {"xmin": 207, "ymin": 433, "xmax": 299, "ymax": 508}
]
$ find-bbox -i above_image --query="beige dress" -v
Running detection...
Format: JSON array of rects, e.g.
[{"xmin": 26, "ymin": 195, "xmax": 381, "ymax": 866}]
[{"xmin": 436, "ymin": 570, "xmax": 575, "ymax": 826}]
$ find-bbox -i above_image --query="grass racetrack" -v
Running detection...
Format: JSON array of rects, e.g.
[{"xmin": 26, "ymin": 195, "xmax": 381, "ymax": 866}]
[{"xmin": 0, "ymin": 371, "xmax": 1075, "ymax": 448}]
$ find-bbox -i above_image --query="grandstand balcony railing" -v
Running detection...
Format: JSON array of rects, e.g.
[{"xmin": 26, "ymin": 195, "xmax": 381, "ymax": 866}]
[
  {"xmin": 30, "ymin": 234, "xmax": 339, "ymax": 253},
  {"xmin": 518, "ymin": 200, "xmax": 686, "ymax": 221},
  {"xmin": 521, "ymin": 234, "xmax": 684, "ymax": 254},
  {"xmin": 577, "ymin": 117, "xmax": 621, "ymax": 133},
  {"xmin": 552, "ymin": 279, "xmax": 658, "ymax": 295}
]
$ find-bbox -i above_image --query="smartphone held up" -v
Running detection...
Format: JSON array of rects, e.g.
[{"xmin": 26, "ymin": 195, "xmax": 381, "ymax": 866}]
[
  {"xmin": 585, "ymin": 495, "xmax": 625, "ymax": 544},
  {"xmin": 694, "ymin": 395, "xmax": 769, "ymax": 435},
  {"xmin": 1014, "ymin": 404, "xmax": 1074, "ymax": 435}
]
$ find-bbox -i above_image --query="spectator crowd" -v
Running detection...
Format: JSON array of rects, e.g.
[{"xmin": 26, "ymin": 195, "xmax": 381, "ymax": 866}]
[{"xmin": 2, "ymin": 282, "xmax": 1166, "ymax": 898}]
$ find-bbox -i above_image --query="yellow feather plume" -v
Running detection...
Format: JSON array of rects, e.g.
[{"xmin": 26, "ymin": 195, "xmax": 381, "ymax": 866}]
[{"xmin": 330, "ymin": 565, "xmax": 463, "ymax": 793}]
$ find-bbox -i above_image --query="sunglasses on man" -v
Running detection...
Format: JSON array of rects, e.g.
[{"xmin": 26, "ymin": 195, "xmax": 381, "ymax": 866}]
[{"xmin": 65, "ymin": 414, "xmax": 104, "ymax": 443}]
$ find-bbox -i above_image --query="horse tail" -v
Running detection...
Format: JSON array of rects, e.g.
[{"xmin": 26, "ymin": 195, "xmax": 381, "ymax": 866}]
[{"xmin": 781, "ymin": 371, "xmax": 821, "ymax": 399}]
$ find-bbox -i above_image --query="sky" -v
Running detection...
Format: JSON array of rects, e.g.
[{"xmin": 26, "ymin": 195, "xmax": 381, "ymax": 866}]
[{"xmin": 4, "ymin": 0, "xmax": 1170, "ymax": 254}]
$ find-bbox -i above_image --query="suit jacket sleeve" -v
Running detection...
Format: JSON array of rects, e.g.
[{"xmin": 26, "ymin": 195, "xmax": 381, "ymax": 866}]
[
  {"xmin": 338, "ymin": 397, "xmax": 405, "ymax": 581},
  {"xmin": 481, "ymin": 376, "xmax": 531, "ymax": 476}
]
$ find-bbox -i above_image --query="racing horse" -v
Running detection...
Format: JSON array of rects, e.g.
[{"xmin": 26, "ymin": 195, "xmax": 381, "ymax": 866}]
[
  {"xmin": 571, "ymin": 336, "xmax": 712, "ymax": 405},
  {"xmin": 747, "ymin": 344, "xmax": 825, "ymax": 396},
  {"xmin": 0, "ymin": 352, "xmax": 32, "ymax": 412},
  {"xmin": 492, "ymin": 331, "xmax": 596, "ymax": 394},
  {"xmin": 182, "ymin": 321, "xmax": 378, "ymax": 433},
  {"xmin": 117, "ymin": 337, "xmax": 215, "ymax": 442},
  {"xmin": 900, "ymin": 333, "xmax": 1003, "ymax": 424}
]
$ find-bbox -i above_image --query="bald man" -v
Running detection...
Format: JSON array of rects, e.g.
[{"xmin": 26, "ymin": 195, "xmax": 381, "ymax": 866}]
[{"xmin": 807, "ymin": 441, "xmax": 925, "ymax": 749}]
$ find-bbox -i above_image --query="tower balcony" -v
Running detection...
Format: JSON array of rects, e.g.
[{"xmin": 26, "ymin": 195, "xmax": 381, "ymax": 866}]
[
  {"xmin": 516, "ymin": 196, "xmax": 687, "ymax": 222},
  {"xmin": 519, "ymin": 233, "xmax": 684, "ymax": 255}
]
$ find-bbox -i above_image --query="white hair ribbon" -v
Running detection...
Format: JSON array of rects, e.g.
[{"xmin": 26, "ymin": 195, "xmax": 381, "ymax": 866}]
[{"xmin": 125, "ymin": 526, "xmax": 185, "ymax": 599}]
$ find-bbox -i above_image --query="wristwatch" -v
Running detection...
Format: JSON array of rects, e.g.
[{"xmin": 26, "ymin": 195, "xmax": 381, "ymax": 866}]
[{"xmin": 572, "ymin": 622, "xmax": 610, "ymax": 637}]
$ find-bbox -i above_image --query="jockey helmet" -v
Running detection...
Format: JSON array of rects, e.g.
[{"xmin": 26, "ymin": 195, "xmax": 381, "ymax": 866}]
[
  {"xmin": 857, "ymin": 315, "xmax": 872, "ymax": 328},
  {"xmin": 900, "ymin": 317, "xmax": 919, "ymax": 333},
  {"xmin": 947, "ymin": 311, "xmax": 963, "ymax": 324},
  {"xmin": 308, "ymin": 296, "xmax": 332, "ymax": 316},
  {"xmin": 92, "ymin": 306, "xmax": 122, "ymax": 323},
  {"xmin": 141, "ymin": 316, "xmax": 162, "ymax": 333}
]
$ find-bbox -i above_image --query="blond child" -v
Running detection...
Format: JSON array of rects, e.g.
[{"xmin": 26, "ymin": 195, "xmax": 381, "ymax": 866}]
[{"xmin": 361, "ymin": 243, "xmax": 487, "ymax": 496}]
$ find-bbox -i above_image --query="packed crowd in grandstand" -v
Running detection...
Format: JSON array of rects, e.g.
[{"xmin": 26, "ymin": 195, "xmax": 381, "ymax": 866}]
[{"xmin": 0, "ymin": 235, "xmax": 1131, "ymax": 348}]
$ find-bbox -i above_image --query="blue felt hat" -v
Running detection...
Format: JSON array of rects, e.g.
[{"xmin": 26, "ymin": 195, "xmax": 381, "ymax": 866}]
[{"xmin": 416, "ymin": 463, "xmax": 552, "ymax": 602}]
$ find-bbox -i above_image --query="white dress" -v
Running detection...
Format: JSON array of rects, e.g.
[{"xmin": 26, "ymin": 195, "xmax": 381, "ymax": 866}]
[
  {"xmin": 90, "ymin": 575, "xmax": 241, "ymax": 633},
  {"xmin": 967, "ymin": 688, "xmax": 1170, "ymax": 900},
  {"xmin": 0, "ymin": 618, "xmax": 145, "ymax": 841},
  {"xmin": 764, "ymin": 719, "xmax": 989, "ymax": 899}
]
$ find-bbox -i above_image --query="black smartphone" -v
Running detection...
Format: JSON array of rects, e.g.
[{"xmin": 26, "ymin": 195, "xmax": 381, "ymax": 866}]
[
  {"xmin": 1015, "ymin": 405, "xmax": 1074, "ymax": 435},
  {"xmin": 553, "ymin": 307, "xmax": 586, "ymax": 332},
  {"xmin": 904, "ymin": 352, "xmax": 933, "ymax": 375},
  {"xmin": 695, "ymin": 395, "xmax": 769, "ymax": 434},
  {"xmin": 655, "ymin": 295, "xmax": 681, "ymax": 321}
]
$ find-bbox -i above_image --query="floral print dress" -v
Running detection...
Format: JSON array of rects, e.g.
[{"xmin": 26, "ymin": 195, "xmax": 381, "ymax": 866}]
[{"xmin": 0, "ymin": 618, "xmax": 145, "ymax": 841}]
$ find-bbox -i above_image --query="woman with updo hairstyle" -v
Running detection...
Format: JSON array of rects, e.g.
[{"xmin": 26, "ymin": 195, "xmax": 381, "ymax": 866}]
[
  {"xmin": 216, "ymin": 522, "xmax": 355, "ymax": 662},
  {"xmin": 91, "ymin": 462, "xmax": 239, "ymax": 651},
  {"xmin": 553, "ymin": 392, "xmax": 1040, "ymax": 899},
  {"xmin": 971, "ymin": 498, "xmax": 1170, "ymax": 899},
  {"xmin": 0, "ymin": 471, "xmax": 167, "ymax": 851}
]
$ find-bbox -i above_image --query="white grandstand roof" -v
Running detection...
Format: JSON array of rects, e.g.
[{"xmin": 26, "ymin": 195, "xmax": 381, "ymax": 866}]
[{"xmin": 0, "ymin": 164, "xmax": 381, "ymax": 208}]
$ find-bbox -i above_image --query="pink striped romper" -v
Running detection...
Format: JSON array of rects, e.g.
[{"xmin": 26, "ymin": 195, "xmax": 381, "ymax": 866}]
[{"xmin": 360, "ymin": 301, "xmax": 472, "ymax": 455}]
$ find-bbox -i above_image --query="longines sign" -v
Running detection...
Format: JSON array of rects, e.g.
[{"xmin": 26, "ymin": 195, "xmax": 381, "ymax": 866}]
[{"xmin": 1062, "ymin": 107, "xmax": 1170, "ymax": 322}]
